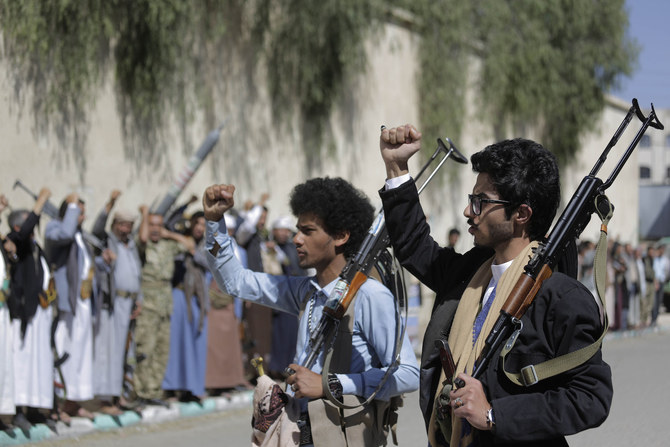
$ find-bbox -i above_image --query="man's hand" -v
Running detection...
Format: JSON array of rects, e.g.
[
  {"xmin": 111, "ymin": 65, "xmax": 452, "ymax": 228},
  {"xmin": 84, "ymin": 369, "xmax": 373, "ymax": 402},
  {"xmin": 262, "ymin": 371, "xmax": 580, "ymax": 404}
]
[
  {"xmin": 65, "ymin": 192, "xmax": 79, "ymax": 204},
  {"xmin": 450, "ymin": 373, "xmax": 493, "ymax": 431},
  {"xmin": 379, "ymin": 124, "xmax": 422, "ymax": 179},
  {"xmin": 187, "ymin": 193, "xmax": 199, "ymax": 204},
  {"xmin": 131, "ymin": 302, "xmax": 142, "ymax": 319},
  {"xmin": 110, "ymin": 189, "xmax": 122, "ymax": 203},
  {"xmin": 202, "ymin": 184, "xmax": 235, "ymax": 222},
  {"xmin": 102, "ymin": 248, "xmax": 117, "ymax": 266},
  {"xmin": 105, "ymin": 189, "xmax": 122, "ymax": 213},
  {"xmin": 3, "ymin": 238, "xmax": 17, "ymax": 262},
  {"xmin": 259, "ymin": 192, "xmax": 270, "ymax": 206},
  {"xmin": 37, "ymin": 188, "xmax": 51, "ymax": 203},
  {"xmin": 0, "ymin": 194, "xmax": 8, "ymax": 213},
  {"xmin": 285, "ymin": 364, "xmax": 324, "ymax": 399}
]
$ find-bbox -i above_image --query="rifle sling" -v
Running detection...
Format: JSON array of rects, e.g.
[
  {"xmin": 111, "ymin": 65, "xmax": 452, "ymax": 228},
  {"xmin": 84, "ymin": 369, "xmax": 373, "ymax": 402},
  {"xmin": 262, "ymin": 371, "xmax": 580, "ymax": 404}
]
[{"xmin": 500, "ymin": 195, "xmax": 612, "ymax": 387}]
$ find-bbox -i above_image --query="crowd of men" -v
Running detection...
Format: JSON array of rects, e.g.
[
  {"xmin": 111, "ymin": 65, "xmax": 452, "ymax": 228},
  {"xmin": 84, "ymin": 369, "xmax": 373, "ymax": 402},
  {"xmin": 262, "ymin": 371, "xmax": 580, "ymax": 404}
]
[
  {"xmin": 577, "ymin": 239, "xmax": 670, "ymax": 331},
  {"xmin": 0, "ymin": 126, "xmax": 668, "ymax": 446},
  {"xmin": 0, "ymin": 188, "xmax": 301, "ymax": 431}
]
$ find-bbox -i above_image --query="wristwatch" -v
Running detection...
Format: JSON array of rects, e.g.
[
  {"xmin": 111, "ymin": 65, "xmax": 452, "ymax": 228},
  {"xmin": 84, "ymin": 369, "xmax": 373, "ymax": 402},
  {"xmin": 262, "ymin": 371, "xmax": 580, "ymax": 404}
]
[
  {"xmin": 486, "ymin": 407, "xmax": 496, "ymax": 431},
  {"xmin": 327, "ymin": 373, "xmax": 343, "ymax": 402}
]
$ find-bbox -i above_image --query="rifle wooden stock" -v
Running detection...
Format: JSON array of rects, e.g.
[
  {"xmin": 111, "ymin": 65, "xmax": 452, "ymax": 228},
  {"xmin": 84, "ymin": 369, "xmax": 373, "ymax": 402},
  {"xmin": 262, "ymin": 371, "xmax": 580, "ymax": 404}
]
[{"xmin": 509, "ymin": 264, "xmax": 553, "ymax": 319}]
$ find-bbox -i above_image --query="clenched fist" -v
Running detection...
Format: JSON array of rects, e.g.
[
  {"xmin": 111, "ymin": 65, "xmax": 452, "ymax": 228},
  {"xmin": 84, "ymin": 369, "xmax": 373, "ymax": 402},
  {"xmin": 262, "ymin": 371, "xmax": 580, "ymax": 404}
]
[
  {"xmin": 202, "ymin": 184, "xmax": 236, "ymax": 222},
  {"xmin": 379, "ymin": 124, "xmax": 422, "ymax": 179}
]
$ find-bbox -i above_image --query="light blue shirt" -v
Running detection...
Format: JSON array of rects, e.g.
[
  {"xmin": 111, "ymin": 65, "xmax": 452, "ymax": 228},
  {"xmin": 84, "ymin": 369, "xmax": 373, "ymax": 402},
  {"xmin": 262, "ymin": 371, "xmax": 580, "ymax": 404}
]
[
  {"xmin": 113, "ymin": 241, "xmax": 141, "ymax": 294},
  {"xmin": 205, "ymin": 218, "xmax": 419, "ymax": 402}
]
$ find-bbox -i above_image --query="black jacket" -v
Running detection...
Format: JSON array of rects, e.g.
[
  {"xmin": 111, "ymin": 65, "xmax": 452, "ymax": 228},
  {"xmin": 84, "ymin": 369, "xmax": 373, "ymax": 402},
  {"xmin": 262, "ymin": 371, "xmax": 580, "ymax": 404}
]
[{"xmin": 380, "ymin": 180, "xmax": 612, "ymax": 446}]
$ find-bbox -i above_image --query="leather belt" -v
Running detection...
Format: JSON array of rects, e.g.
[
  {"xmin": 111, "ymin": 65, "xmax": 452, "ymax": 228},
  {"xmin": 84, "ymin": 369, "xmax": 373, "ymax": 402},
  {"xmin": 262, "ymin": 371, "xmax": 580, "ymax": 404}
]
[
  {"xmin": 116, "ymin": 290, "xmax": 139, "ymax": 300},
  {"xmin": 80, "ymin": 279, "xmax": 93, "ymax": 300}
]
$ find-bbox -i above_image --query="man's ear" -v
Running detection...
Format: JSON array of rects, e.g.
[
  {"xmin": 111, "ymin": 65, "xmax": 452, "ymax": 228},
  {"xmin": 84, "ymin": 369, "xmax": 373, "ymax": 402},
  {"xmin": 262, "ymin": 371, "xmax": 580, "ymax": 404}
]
[
  {"xmin": 514, "ymin": 204, "xmax": 533, "ymax": 227},
  {"xmin": 332, "ymin": 231, "xmax": 350, "ymax": 248}
]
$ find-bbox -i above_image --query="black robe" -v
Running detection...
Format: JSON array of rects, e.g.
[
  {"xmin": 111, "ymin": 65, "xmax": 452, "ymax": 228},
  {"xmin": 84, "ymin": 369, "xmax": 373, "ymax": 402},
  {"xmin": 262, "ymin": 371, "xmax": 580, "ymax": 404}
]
[{"xmin": 7, "ymin": 211, "xmax": 47, "ymax": 338}]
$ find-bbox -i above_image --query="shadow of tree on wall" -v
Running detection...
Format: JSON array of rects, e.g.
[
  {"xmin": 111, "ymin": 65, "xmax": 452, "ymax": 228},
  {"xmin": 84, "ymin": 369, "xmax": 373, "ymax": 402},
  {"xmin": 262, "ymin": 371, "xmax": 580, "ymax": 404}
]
[{"xmin": 0, "ymin": 0, "xmax": 378, "ymax": 185}]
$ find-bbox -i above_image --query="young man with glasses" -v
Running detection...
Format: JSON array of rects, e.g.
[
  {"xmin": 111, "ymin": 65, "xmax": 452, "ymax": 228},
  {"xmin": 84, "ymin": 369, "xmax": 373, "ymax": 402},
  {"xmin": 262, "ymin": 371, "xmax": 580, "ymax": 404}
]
[{"xmin": 378, "ymin": 124, "xmax": 612, "ymax": 447}]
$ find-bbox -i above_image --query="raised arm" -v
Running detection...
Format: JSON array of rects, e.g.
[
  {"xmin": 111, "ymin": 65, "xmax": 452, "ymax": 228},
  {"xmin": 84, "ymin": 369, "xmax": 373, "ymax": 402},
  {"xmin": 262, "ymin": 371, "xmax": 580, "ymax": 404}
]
[
  {"xmin": 33, "ymin": 187, "xmax": 52, "ymax": 217},
  {"xmin": 161, "ymin": 227, "xmax": 195, "ymax": 252},
  {"xmin": 234, "ymin": 192, "xmax": 268, "ymax": 246},
  {"xmin": 45, "ymin": 193, "xmax": 80, "ymax": 244},
  {"xmin": 138, "ymin": 204, "xmax": 149, "ymax": 245},
  {"xmin": 379, "ymin": 124, "xmax": 422, "ymax": 179},
  {"xmin": 92, "ymin": 189, "xmax": 121, "ymax": 239}
]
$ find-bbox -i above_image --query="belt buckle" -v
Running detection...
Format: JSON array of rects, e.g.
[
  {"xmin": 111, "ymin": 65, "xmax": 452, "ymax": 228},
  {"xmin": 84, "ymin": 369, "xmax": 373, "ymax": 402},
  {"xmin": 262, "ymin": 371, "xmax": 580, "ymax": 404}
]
[{"xmin": 520, "ymin": 365, "xmax": 539, "ymax": 387}]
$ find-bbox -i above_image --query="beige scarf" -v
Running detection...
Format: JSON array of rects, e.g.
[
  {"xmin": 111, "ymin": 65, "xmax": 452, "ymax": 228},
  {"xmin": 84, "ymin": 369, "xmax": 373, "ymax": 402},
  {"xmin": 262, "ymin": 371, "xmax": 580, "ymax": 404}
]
[{"xmin": 428, "ymin": 242, "xmax": 538, "ymax": 447}]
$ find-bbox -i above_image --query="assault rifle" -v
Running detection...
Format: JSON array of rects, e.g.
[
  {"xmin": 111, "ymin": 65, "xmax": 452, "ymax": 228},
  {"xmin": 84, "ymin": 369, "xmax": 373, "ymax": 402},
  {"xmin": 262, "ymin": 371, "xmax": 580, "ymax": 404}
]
[
  {"xmin": 461, "ymin": 99, "xmax": 664, "ymax": 386},
  {"xmin": 299, "ymin": 137, "xmax": 468, "ymax": 371}
]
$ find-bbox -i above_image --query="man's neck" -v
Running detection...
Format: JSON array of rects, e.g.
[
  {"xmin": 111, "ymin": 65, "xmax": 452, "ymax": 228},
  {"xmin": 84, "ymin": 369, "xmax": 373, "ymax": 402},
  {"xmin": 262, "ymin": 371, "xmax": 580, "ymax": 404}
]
[
  {"xmin": 315, "ymin": 255, "xmax": 347, "ymax": 288},
  {"xmin": 493, "ymin": 237, "xmax": 532, "ymax": 264},
  {"xmin": 114, "ymin": 233, "xmax": 130, "ymax": 245}
]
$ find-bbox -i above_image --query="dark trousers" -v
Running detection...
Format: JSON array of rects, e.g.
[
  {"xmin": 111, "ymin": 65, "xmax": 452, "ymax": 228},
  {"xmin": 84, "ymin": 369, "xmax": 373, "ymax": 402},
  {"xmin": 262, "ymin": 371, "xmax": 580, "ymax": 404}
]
[{"xmin": 652, "ymin": 286, "xmax": 664, "ymax": 324}]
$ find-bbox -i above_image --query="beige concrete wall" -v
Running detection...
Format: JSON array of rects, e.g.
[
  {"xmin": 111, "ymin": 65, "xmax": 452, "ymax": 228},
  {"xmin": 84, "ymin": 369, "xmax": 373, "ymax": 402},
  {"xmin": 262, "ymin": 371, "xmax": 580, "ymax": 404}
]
[{"xmin": 0, "ymin": 23, "xmax": 421, "ymax": 237}]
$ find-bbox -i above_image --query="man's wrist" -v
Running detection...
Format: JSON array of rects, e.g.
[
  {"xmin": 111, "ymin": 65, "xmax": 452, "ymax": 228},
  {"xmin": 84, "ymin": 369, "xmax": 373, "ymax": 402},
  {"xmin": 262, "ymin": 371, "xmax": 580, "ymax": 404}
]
[
  {"xmin": 385, "ymin": 173, "xmax": 412, "ymax": 190},
  {"xmin": 204, "ymin": 211, "xmax": 224, "ymax": 222},
  {"xmin": 385, "ymin": 162, "xmax": 409, "ymax": 179}
]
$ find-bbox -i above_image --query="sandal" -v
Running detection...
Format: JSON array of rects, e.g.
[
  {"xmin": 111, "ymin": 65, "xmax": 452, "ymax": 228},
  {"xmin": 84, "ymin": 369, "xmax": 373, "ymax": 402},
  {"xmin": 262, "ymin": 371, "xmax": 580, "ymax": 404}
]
[
  {"xmin": 76, "ymin": 407, "xmax": 95, "ymax": 421},
  {"xmin": 53, "ymin": 409, "xmax": 71, "ymax": 426},
  {"xmin": 98, "ymin": 405, "xmax": 124, "ymax": 416}
]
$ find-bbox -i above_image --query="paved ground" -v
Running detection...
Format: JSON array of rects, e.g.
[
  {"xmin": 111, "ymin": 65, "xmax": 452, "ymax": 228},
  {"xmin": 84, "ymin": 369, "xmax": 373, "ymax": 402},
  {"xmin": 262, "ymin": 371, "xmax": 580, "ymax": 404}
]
[
  {"xmin": 0, "ymin": 392, "xmax": 254, "ymax": 446},
  {"xmin": 2, "ymin": 314, "xmax": 669, "ymax": 446}
]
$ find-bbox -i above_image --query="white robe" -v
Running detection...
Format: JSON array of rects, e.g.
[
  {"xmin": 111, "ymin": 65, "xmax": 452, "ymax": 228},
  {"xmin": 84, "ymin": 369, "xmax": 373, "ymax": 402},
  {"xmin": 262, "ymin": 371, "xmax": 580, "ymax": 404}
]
[
  {"xmin": 13, "ymin": 255, "xmax": 54, "ymax": 408},
  {"xmin": 0, "ymin": 305, "xmax": 14, "ymax": 414},
  {"xmin": 0, "ymin": 254, "xmax": 15, "ymax": 415},
  {"xmin": 54, "ymin": 298, "xmax": 94, "ymax": 401},
  {"xmin": 54, "ymin": 234, "xmax": 94, "ymax": 401},
  {"xmin": 13, "ymin": 306, "xmax": 54, "ymax": 409},
  {"xmin": 93, "ymin": 295, "xmax": 134, "ymax": 397}
]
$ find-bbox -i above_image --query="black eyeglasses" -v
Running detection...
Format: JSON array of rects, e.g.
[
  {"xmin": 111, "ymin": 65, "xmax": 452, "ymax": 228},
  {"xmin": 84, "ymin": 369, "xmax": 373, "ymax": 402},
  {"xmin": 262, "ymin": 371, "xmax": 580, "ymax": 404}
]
[{"xmin": 468, "ymin": 194, "xmax": 510, "ymax": 216}]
